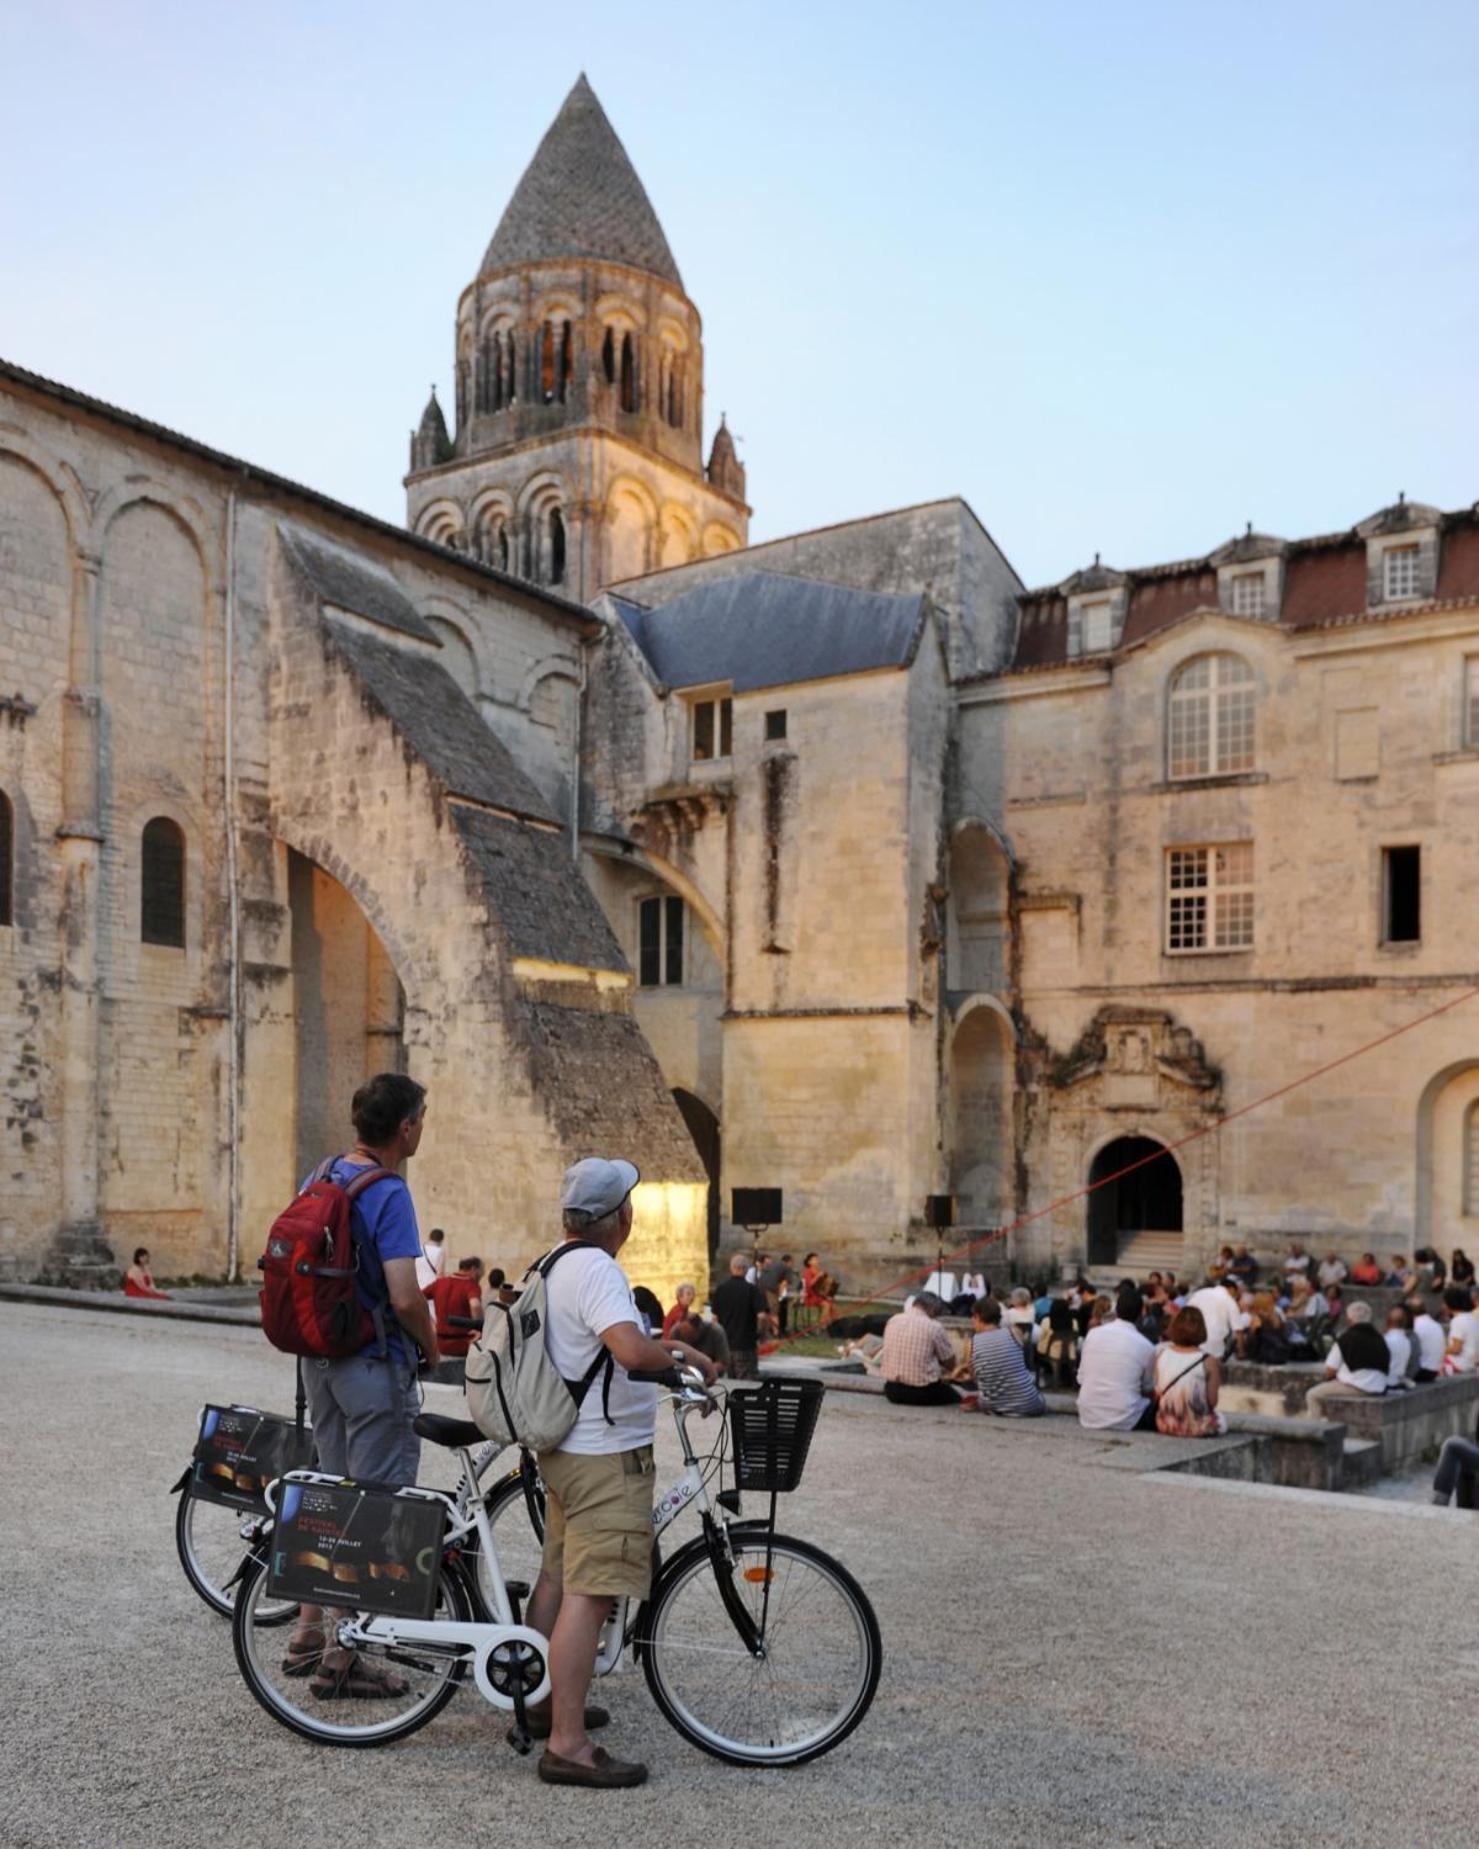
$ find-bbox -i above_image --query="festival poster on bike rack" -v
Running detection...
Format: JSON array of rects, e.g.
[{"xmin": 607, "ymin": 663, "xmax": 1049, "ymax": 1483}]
[
  {"xmin": 266, "ymin": 1480, "xmax": 443, "ymax": 1620},
  {"xmin": 191, "ymin": 1405, "xmax": 315, "ymax": 1513}
]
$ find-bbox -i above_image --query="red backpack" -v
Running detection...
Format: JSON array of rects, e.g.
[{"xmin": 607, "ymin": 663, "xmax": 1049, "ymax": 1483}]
[{"xmin": 258, "ymin": 1158, "xmax": 395, "ymax": 1357}]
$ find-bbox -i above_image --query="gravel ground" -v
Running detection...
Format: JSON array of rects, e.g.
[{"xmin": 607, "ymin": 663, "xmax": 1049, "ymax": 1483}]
[{"xmin": 3, "ymin": 1299, "xmax": 1476, "ymax": 1849}]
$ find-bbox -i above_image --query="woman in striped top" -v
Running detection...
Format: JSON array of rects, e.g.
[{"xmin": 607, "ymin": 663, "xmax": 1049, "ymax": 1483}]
[{"xmin": 969, "ymin": 1298, "xmax": 1046, "ymax": 1417}]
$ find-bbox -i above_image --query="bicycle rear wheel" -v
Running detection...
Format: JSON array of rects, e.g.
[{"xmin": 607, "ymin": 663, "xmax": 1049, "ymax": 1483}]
[
  {"xmin": 641, "ymin": 1530, "xmax": 881, "ymax": 1767},
  {"xmin": 176, "ymin": 1490, "xmax": 295, "ymax": 1625},
  {"xmin": 232, "ymin": 1553, "xmax": 471, "ymax": 1747}
]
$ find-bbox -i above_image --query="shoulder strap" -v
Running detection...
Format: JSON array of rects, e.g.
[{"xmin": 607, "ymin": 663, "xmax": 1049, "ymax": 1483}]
[
  {"xmin": 537, "ymin": 1240, "xmax": 621, "ymax": 1426},
  {"xmin": 342, "ymin": 1165, "xmax": 396, "ymax": 1202}
]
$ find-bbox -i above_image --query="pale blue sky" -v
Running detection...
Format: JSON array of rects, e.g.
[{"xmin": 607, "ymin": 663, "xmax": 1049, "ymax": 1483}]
[{"xmin": 3, "ymin": 0, "xmax": 1475, "ymax": 585}]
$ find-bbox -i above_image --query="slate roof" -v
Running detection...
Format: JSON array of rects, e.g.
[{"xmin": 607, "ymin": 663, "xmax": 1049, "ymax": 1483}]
[
  {"xmin": 321, "ymin": 618, "xmax": 558, "ymax": 824},
  {"xmin": 612, "ymin": 572, "xmax": 928, "ymax": 694},
  {"xmin": 452, "ymin": 806, "xmax": 625, "ymax": 969},
  {"xmin": 280, "ymin": 524, "xmax": 438, "ymax": 643},
  {"xmin": 481, "ymin": 76, "xmax": 681, "ymax": 286}
]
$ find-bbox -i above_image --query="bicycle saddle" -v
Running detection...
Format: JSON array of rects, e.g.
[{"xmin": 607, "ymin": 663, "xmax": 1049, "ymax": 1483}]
[{"xmin": 414, "ymin": 1413, "xmax": 486, "ymax": 1448}]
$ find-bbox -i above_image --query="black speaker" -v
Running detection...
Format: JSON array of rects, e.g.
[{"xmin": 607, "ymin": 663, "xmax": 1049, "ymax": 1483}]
[
  {"xmin": 925, "ymin": 1193, "xmax": 955, "ymax": 1229},
  {"xmin": 732, "ymin": 1187, "xmax": 783, "ymax": 1227}
]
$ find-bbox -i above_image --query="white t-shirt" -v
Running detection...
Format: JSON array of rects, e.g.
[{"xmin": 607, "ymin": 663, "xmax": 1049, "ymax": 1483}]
[
  {"xmin": 1384, "ymin": 1328, "xmax": 1412, "ymax": 1385},
  {"xmin": 1414, "ymin": 1313, "xmax": 1446, "ymax": 1373},
  {"xmin": 1076, "ymin": 1320, "xmax": 1155, "ymax": 1432},
  {"xmin": 1318, "ymin": 1258, "xmax": 1348, "ymax": 1289},
  {"xmin": 1187, "ymin": 1286, "xmax": 1246, "ymax": 1360},
  {"xmin": 541, "ymin": 1243, "xmax": 659, "ymax": 1455},
  {"xmin": 1448, "ymin": 1311, "xmax": 1479, "ymax": 1374},
  {"xmin": 415, "ymin": 1241, "xmax": 446, "ymax": 1291}
]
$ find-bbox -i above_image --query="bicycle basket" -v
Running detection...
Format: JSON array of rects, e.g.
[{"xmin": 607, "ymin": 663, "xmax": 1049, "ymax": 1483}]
[{"xmin": 728, "ymin": 1378, "xmax": 825, "ymax": 1493}]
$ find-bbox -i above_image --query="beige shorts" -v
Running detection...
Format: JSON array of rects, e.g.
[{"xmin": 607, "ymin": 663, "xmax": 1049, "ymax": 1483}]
[{"xmin": 538, "ymin": 1445, "xmax": 656, "ymax": 1599}]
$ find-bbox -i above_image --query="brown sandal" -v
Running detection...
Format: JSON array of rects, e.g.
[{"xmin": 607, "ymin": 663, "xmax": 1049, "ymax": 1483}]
[
  {"xmin": 280, "ymin": 1629, "xmax": 325, "ymax": 1678},
  {"xmin": 308, "ymin": 1656, "xmax": 411, "ymax": 1701}
]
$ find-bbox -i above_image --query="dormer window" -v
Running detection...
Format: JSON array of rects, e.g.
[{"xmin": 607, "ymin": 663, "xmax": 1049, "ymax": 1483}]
[
  {"xmin": 1383, "ymin": 544, "xmax": 1421, "ymax": 602},
  {"xmin": 1062, "ymin": 560, "xmax": 1129, "ymax": 659},
  {"xmin": 1082, "ymin": 601, "xmax": 1113, "ymax": 653},
  {"xmin": 1230, "ymin": 572, "xmax": 1265, "ymax": 617},
  {"xmin": 691, "ymin": 694, "xmax": 732, "ymax": 763}
]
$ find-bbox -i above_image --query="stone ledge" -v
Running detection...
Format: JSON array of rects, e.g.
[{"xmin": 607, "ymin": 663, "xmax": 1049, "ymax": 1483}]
[{"xmin": 0, "ymin": 1282, "xmax": 259, "ymax": 1328}]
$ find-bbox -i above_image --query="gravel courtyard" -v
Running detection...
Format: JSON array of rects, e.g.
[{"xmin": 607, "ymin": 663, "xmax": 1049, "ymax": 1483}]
[{"xmin": 3, "ymin": 1299, "xmax": 1475, "ymax": 1849}]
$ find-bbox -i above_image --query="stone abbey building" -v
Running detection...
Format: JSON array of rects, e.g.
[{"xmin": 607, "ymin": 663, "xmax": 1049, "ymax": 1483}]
[{"xmin": 3, "ymin": 77, "xmax": 1478, "ymax": 1292}]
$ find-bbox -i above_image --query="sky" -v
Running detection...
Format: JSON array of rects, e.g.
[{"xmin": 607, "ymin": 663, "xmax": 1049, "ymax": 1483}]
[{"xmin": 2, "ymin": 0, "xmax": 1476, "ymax": 587}]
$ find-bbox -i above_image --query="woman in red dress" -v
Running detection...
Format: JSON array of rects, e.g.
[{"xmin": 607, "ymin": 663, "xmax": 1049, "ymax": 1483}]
[{"xmin": 123, "ymin": 1247, "xmax": 170, "ymax": 1300}]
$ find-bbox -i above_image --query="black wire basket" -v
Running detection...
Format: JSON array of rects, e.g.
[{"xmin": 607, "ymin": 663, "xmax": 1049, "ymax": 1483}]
[{"xmin": 728, "ymin": 1378, "xmax": 825, "ymax": 1493}]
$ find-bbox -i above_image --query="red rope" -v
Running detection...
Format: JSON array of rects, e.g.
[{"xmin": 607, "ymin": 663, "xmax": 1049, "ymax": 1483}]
[{"xmin": 765, "ymin": 981, "xmax": 1479, "ymax": 1346}]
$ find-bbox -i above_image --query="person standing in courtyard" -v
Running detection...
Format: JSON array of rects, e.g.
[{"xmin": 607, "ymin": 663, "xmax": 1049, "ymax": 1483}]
[
  {"xmin": 415, "ymin": 1225, "xmax": 447, "ymax": 1291},
  {"xmin": 1187, "ymin": 1272, "xmax": 1247, "ymax": 1362},
  {"xmin": 424, "ymin": 1254, "xmax": 484, "ymax": 1359},
  {"xmin": 525, "ymin": 1157, "xmax": 718, "ymax": 1789},
  {"xmin": 880, "ymin": 1292, "xmax": 960, "ymax": 1406},
  {"xmin": 1076, "ymin": 1283, "xmax": 1157, "ymax": 1432},
  {"xmin": 710, "ymin": 1252, "xmax": 771, "ymax": 1378},
  {"xmin": 281, "ymin": 1072, "xmax": 439, "ymax": 1698}
]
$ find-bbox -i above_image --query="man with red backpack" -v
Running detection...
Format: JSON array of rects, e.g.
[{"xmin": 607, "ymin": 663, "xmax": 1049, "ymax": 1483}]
[{"xmin": 278, "ymin": 1071, "xmax": 438, "ymax": 1698}]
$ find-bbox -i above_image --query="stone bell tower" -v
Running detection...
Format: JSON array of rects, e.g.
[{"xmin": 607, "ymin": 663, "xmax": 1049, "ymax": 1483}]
[{"xmin": 406, "ymin": 75, "xmax": 749, "ymax": 601}]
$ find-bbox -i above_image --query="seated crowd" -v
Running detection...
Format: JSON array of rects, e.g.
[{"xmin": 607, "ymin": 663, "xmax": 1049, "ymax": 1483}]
[{"xmin": 876, "ymin": 1239, "xmax": 1479, "ymax": 1437}]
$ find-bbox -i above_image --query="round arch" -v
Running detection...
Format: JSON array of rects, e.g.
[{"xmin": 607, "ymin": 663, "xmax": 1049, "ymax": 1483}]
[
  {"xmin": 672, "ymin": 1087, "xmax": 721, "ymax": 1262},
  {"xmin": 1415, "ymin": 1058, "xmax": 1479, "ymax": 1251},
  {"xmin": 0, "ymin": 437, "xmax": 88, "ymax": 545},
  {"xmin": 614, "ymin": 844, "xmax": 725, "ymax": 964},
  {"xmin": 94, "ymin": 481, "xmax": 213, "ymax": 572},
  {"xmin": 270, "ymin": 821, "xmax": 427, "ymax": 998},
  {"xmin": 1086, "ymin": 1135, "xmax": 1183, "ymax": 1270}
]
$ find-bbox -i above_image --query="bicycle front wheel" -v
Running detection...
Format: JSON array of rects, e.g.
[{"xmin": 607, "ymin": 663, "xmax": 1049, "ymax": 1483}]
[
  {"xmin": 641, "ymin": 1530, "xmax": 881, "ymax": 1767},
  {"xmin": 176, "ymin": 1491, "xmax": 295, "ymax": 1625},
  {"xmin": 232, "ymin": 1553, "xmax": 471, "ymax": 1747}
]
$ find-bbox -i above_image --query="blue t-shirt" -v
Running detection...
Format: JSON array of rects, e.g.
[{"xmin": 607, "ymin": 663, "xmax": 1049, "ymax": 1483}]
[{"xmin": 304, "ymin": 1159, "xmax": 421, "ymax": 1362}]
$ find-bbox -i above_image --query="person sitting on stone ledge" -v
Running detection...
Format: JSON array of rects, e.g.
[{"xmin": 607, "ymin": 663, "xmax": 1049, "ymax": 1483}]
[
  {"xmin": 1284, "ymin": 1241, "xmax": 1316, "ymax": 1283},
  {"xmin": 1350, "ymin": 1252, "xmax": 1383, "ymax": 1286},
  {"xmin": 1229, "ymin": 1244, "xmax": 1259, "ymax": 1284},
  {"xmin": 966, "ymin": 1296, "xmax": 1046, "ymax": 1418},
  {"xmin": 1187, "ymin": 1273, "xmax": 1248, "ymax": 1362},
  {"xmin": 1003, "ymin": 1287, "xmax": 1038, "ymax": 1349},
  {"xmin": 1035, "ymin": 1298, "xmax": 1078, "ymax": 1388},
  {"xmin": 1431, "ymin": 1433, "xmax": 1479, "ymax": 1510},
  {"xmin": 1076, "ymin": 1284, "xmax": 1157, "ymax": 1433},
  {"xmin": 1441, "ymin": 1284, "xmax": 1479, "ymax": 1375},
  {"xmin": 1410, "ymin": 1296, "xmax": 1446, "ymax": 1382},
  {"xmin": 1383, "ymin": 1304, "xmax": 1416, "ymax": 1387},
  {"xmin": 660, "ymin": 1281, "xmax": 697, "ymax": 1339},
  {"xmin": 123, "ymin": 1247, "xmax": 169, "ymax": 1301},
  {"xmin": 1245, "ymin": 1291, "xmax": 1291, "ymax": 1365},
  {"xmin": 1318, "ymin": 1251, "xmax": 1348, "ymax": 1290},
  {"xmin": 1385, "ymin": 1254, "xmax": 1415, "ymax": 1291},
  {"xmin": 1285, "ymin": 1276, "xmax": 1322, "ymax": 1319},
  {"xmin": 1086, "ymin": 1292, "xmax": 1114, "ymax": 1332},
  {"xmin": 1304, "ymin": 1301, "xmax": 1390, "ymax": 1418},
  {"xmin": 674, "ymin": 1310, "xmax": 730, "ymax": 1376},
  {"xmin": 1320, "ymin": 1281, "xmax": 1346, "ymax": 1327},
  {"xmin": 1153, "ymin": 1306, "xmax": 1227, "ymax": 1438},
  {"xmin": 880, "ymin": 1292, "xmax": 960, "ymax": 1407},
  {"xmin": 1451, "ymin": 1249, "xmax": 1475, "ymax": 1287},
  {"xmin": 1209, "ymin": 1244, "xmax": 1236, "ymax": 1281}
]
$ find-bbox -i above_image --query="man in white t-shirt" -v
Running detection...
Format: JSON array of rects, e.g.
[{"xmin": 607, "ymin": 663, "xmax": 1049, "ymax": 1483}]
[
  {"xmin": 524, "ymin": 1157, "xmax": 718, "ymax": 1791},
  {"xmin": 1306, "ymin": 1301, "xmax": 1390, "ymax": 1418},
  {"xmin": 1187, "ymin": 1275, "xmax": 1248, "ymax": 1362},
  {"xmin": 1076, "ymin": 1285, "xmax": 1157, "ymax": 1432},
  {"xmin": 1442, "ymin": 1286, "xmax": 1479, "ymax": 1374},
  {"xmin": 414, "ymin": 1226, "xmax": 446, "ymax": 1290},
  {"xmin": 1318, "ymin": 1253, "xmax": 1348, "ymax": 1291}
]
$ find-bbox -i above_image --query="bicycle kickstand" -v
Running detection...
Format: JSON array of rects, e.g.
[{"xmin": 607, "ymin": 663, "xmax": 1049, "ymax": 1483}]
[{"xmin": 508, "ymin": 1684, "xmax": 532, "ymax": 1756}]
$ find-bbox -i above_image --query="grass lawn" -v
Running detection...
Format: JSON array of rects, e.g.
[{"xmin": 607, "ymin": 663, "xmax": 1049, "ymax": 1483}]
[{"xmin": 763, "ymin": 1298, "xmax": 897, "ymax": 1358}]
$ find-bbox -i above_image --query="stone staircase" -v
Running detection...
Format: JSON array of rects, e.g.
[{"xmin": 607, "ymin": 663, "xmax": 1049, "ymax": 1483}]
[{"xmin": 1088, "ymin": 1230, "xmax": 1185, "ymax": 1285}]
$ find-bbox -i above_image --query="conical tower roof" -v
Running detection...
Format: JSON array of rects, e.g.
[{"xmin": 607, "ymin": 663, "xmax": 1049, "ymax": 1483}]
[{"xmin": 480, "ymin": 76, "xmax": 681, "ymax": 287}]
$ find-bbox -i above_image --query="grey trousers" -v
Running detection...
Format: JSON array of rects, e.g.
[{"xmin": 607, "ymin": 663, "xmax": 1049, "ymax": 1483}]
[
  {"xmin": 1433, "ymin": 1435, "xmax": 1479, "ymax": 1508},
  {"xmin": 304, "ymin": 1350, "xmax": 421, "ymax": 1487}
]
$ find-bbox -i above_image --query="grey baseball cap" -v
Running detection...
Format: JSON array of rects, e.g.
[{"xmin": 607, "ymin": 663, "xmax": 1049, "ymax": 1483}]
[{"xmin": 561, "ymin": 1157, "xmax": 640, "ymax": 1219}]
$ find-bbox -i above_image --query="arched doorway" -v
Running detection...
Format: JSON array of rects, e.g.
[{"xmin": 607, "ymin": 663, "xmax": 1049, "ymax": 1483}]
[
  {"xmin": 288, "ymin": 848, "xmax": 405, "ymax": 1178},
  {"xmin": 949, "ymin": 1004, "xmax": 1014, "ymax": 1225},
  {"xmin": 1087, "ymin": 1136, "xmax": 1183, "ymax": 1270},
  {"xmin": 672, "ymin": 1089, "xmax": 721, "ymax": 1263}
]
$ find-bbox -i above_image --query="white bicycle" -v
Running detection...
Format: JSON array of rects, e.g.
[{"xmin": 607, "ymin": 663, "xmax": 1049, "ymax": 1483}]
[{"xmin": 231, "ymin": 1370, "xmax": 882, "ymax": 1766}]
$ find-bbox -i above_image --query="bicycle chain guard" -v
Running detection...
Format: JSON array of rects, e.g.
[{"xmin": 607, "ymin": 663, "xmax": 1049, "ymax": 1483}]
[{"xmin": 473, "ymin": 1626, "xmax": 550, "ymax": 1711}]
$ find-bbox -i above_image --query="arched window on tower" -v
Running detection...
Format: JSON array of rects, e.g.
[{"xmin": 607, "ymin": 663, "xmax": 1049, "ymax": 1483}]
[
  {"xmin": 559, "ymin": 320, "xmax": 572, "ymax": 403},
  {"xmin": 0, "ymin": 786, "xmax": 13, "ymax": 927},
  {"xmin": 141, "ymin": 817, "xmax": 186, "ymax": 949},
  {"xmin": 540, "ymin": 322, "xmax": 557, "ymax": 403},
  {"xmin": 503, "ymin": 330, "xmax": 518, "ymax": 408},
  {"xmin": 620, "ymin": 332, "xmax": 638, "ymax": 413},
  {"xmin": 548, "ymin": 508, "xmax": 566, "ymax": 587},
  {"xmin": 602, "ymin": 327, "xmax": 616, "ymax": 386},
  {"xmin": 665, "ymin": 356, "xmax": 684, "ymax": 428}
]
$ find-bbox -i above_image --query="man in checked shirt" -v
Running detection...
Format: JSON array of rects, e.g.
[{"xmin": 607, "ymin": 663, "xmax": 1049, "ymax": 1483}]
[{"xmin": 881, "ymin": 1292, "xmax": 962, "ymax": 1406}]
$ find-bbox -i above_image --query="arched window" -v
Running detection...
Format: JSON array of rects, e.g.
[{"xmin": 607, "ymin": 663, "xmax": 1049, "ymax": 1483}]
[
  {"xmin": 1167, "ymin": 653, "xmax": 1256, "ymax": 780},
  {"xmin": 497, "ymin": 330, "xmax": 517, "ymax": 409},
  {"xmin": 477, "ymin": 512, "xmax": 510, "ymax": 571},
  {"xmin": 540, "ymin": 322, "xmax": 557, "ymax": 403},
  {"xmin": 141, "ymin": 817, "xmax": 186, "ymax": 948},
  {"xmin": 619, "ymin": 332, "xmax": 638, "ymax": 413},
  {"xmin": 548, "ymin": 508, "xmax": 566, "ymax": 586},
  {"xmin": 1466, "ymin": 1102, "xmax": 1479, "ymax": 1216},
  {"xmin": 602, "ymin": 327, "xmax": 616, "ymax": 385},
  {"xmin": 0, "ymin": 787, "xmax": 13, "ymax": 927}
]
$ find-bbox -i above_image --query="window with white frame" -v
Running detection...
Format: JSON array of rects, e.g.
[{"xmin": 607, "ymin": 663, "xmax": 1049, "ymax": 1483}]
[
  {"xmin": 1166, "ymin": 843, "xmax": 1254, "ymax": 953},
  {"xmin": 690, "ymin": 694, "xmax": 733, "ymax": 763},
  {"xmin": 1383, "ymin": 544, "xmax": 1421, "ymax": 601},
  {"xmin": 638, "ymin": 894, "xmax": 685, "ymax": 987},
  {"xmin": 1230, "ymin": 571, "xmax": 1265, "ymax": 617},
  {"xmin": 1465, "ymin": 657, "xmax": 1479, "ymax": 750},
  {"xmin": 1167, "ymin": 652, "xmax": 1256, "ymax": 780},
  {"xmin": 1082, "ymin": 600, "xmax": 1114, "ymax": 653}
]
